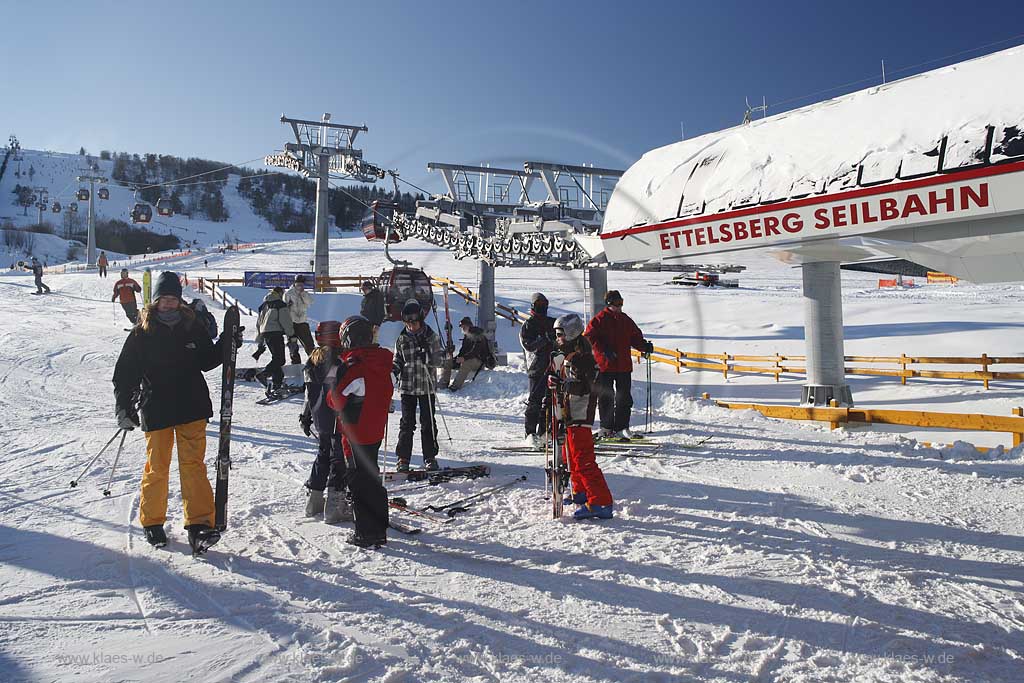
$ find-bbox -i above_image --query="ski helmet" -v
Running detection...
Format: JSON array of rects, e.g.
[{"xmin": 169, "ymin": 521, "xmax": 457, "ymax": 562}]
[
  {"xmin": 315, "ymin": 320, "xmax": 342, "ymax": 347},
  {"xmin": 339, "ymin": 315, "xmax": 373, "ymax": 349},
  {"xmin": 553, "ymin": 313, "xmax": 584, "ymax": 342},
  {"xmin": 120, "ymin": 268, "xmax": 129, "ymax": 278},
  {"xmin": 294, "ymin": 274, "xmax": 306, "ymax": 284},
  {"xmin": 401, "ymin": 299, "xmax": 423, "ymax": 322},
  {"xmin": 604, "ymin": 290, "xmax": 623, "ymax": 306}
]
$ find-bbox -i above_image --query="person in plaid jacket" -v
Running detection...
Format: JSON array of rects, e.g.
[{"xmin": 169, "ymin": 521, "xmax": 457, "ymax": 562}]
[{"xmin": 392, "ymin": 300, "xmax": 444, "ymax": 472}]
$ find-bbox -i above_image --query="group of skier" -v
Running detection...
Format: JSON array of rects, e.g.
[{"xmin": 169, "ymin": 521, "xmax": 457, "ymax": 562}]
[
  {"xmin": 519, "ymin": 289, "xmax": 654, "ymax": 519},
  {"xmin": 110, "ymin": 269, "xmax": 651, "ymax": 552}
]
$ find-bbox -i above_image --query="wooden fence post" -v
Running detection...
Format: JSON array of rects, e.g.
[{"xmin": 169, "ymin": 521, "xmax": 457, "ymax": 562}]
[
  {"xmin": 981, "ymin": 353, "xmax": 990, "ymax": 390},
  {"xmin": 722, "ymin": 352, "xmax": 729, "ymax": 380},
  {"xmin": 1014, "ymin": 407, "xmax": 1023, "ymax": 448},
  {"xmin": 900, "ymin": 353, "xmax": 908, "ymax": 385},
  {"xmin": 675, "ymin": 349, "xmax": 682, "ymax": 373}
]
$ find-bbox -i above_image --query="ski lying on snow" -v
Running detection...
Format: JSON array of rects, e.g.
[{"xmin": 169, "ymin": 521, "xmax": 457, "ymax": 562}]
[
  {"xmin": 388, "ymin": 519, "xmax": 422, "ymax": 535},
  {"xmin": 255, "ymin": 386, "xmax": 304, "ymax": 405},
  {"xmin": 388, "ymin": 499, "xmax": 452, "ymax": 524},
  {"xmin": 381, "ymin": 464, "xmax": 490, "ymax": 484}
]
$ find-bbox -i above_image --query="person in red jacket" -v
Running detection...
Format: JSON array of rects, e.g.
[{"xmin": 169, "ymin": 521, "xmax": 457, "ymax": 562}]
[
  {"xmin": 583, "ymin": 290, "xmax": 654, "ymax": 439},
  {"xmin": 326, "ymin": 315, "xmax": 394, "ymax": 548},
  {"xmin": 550, "ymin": 314, "xmax": 613, "ymax": 519},
  {"xmin": 112, "ymin": 268, "xmax": 143, "ymax": 324}
]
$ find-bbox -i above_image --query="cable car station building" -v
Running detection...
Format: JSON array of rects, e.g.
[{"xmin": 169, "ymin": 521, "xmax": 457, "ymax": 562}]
[{"xmin": 600, "ymin": 46, "xmax": 1024, "ymax": 405}]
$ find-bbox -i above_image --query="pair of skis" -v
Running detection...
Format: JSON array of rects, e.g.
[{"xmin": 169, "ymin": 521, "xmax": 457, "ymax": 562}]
[{"xmin": 207, "ymin": 306, "xmax": 239, "ymax": 556}]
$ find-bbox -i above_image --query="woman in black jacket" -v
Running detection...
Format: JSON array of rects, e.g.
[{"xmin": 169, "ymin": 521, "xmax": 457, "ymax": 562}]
[{"xmin": 112, "ymin": 272, "xmax": 235, "ymax": 553}]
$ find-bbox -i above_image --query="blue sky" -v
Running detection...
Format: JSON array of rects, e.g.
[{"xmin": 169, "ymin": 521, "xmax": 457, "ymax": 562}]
[{"xmin": 4, "ymin": 0, "xmax": 1024, "ymax": 191}]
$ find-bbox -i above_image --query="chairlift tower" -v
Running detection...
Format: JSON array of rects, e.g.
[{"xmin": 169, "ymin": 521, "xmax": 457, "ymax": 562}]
[
  {"xmin": 267, "ymin": 113, "xmax": 370, "ymax": 289},
  {"xmin": 32, "ymin": 186, "xmax": 49, "ymax": 226},
  {"xmin": 76, "ymin": 174, "xmax": 107, "ymax": 266}
]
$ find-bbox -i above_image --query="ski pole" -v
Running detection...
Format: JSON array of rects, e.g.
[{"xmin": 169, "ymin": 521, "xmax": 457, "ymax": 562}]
[
  {"xmin": 70, "ymin": 428, "xmax": 125, "ymax": 488},
  {"xmin": 102, "ymin": 429, "xmax": 130, "ymax": 496},
  {"xmin": 646, "ymin": 354, "xmax": 653, "ymax": 434},
  {"xmin": 424, "ymin": 475, "xmax": 528, "ymax": 516},
  {"xmin": 381, "ymin": 407, "xmax": 390, "ymax": 475},
  {"xmin": 431, "ymin": 390, "xmax": 452, "ymax": 443}
]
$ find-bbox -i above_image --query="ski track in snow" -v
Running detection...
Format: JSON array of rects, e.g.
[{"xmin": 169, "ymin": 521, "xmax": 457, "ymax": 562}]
[{"xmin": 0, "ymin": 237, "xmax": 1022, "ymax": 682}]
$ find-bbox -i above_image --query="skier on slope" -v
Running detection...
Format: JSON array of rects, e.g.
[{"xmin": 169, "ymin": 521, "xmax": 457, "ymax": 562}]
[
  {"xmin": 583, "ymin": 290, "xmax": 654, "ymax": 439},
  {"xmin": 549, "ymin": 313, "xmax": 614, "ymax": 519},
  {"xmin": 29, "ymin": 257, "xmax": 50, "ymax": 294},
  {"xmin": 285, "ymin": 274, "xmax": 315, "ymax": 365},
  {"xmin": 519, "ymin": 292, "xmax": 556, "ymax": 448},
  {"xmin": 299, "ymin": 320, "xmax": 352, "ymax": 524},
  {"xmin": 112, "ymin": 271, "xmax": 243, "ymax": 550},
  {"xmin": 448, "ymin": 316, "xmax": 495, "ymax": 391},
  {"xmin": 112, "ymin": 268, "xmax": 142, "ymax": 325},
  {"xmin": 326, "ymin": 315, "xmax": 393, "ymax": 548},
  {"xmin": 97, "ymin": 251, "xmax": 109, "ymax": 278},
  {"xmin": 359, "ymin": 279, "xmax": 386, "ymax": 343},
  {"xmin": 392, "ymin": 300, "xmax": 444, "ymax": 472},
  {"xmin": 254, "ymin": 286, "xmax": 294, "ymax": 393}
]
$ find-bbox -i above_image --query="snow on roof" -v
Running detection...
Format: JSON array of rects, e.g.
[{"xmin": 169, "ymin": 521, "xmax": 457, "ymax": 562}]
[{"xmin": 603, "ymin": 45, "xmax": 1024, "ymax": 233}]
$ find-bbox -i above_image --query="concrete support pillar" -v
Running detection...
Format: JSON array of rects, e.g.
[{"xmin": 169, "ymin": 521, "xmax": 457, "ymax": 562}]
[
  {"xmin": 801, "ymin": 261, "xmax": 853, "ymax": 406},
  {"xmin": 312, "ymin": 153, "xmax": 331, "ymax": 290},
  {"xmin": 585, "ymin": 267, "xmax": 608, "ymax": 322},
  {"xmin": 478, "ymin": 259, "xmax": 506, "ymax": 365}
]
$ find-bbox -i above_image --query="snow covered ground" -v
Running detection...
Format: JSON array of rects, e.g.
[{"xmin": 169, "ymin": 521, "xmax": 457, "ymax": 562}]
[{"xmin": 1, "ymin": 237, "xmax": 1022, "ymax": 682}]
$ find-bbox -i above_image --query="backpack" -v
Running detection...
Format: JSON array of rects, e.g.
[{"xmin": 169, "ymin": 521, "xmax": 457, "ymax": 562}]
[{"xmin": 189, "ymin": 300, "xmax": 218, "ymax": 339}]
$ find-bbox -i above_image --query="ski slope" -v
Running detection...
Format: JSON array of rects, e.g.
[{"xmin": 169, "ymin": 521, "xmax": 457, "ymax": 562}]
[{"xmin": 0, "ymin": 237, "xmax": 1022, "ymax": 682}]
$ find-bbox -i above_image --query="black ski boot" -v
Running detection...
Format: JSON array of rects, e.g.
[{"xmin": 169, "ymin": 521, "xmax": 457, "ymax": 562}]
[
  {"xmin": 395, "ymin": 459, "xmax": 411, "ymax": 473},
  {"xmin": 186, "ymin": 523, "xmax": 221, "ymax": 556},
  {"xmin": 144, "ymin": 525, "xmax": 168, "ymax": 548},
  {"xmin": 346, "ymin": 532, "xmax": 387, "ymax": 549},
  {"xmin": 424, "ymin": 459, "xmax": 440, "ymax": 472}
]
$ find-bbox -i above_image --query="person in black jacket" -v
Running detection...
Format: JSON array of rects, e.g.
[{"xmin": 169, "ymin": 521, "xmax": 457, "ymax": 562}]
[
  {"xmin": 298, "ymin": 320, "xmax": 351, "ymax": 524},
  {"xmin": 112, "ymin": 271, "xmax": 241, "ymax": 552},
  {"xmin": 518, "ymin": 292, "xmax": 556, "ymax": 448},
  {"xmin": 359, "ymin": 280, "xmax": 386, "ymax": 343},
  {"xmin": 449, "ymin": 316, "xmax": 495, "ymax": 391}
]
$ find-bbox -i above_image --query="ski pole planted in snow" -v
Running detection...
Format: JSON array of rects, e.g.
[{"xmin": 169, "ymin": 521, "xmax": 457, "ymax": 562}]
[
  {"xmin": 102, "ymin": 429, "xmax": 130, "ymax": 497},
  {"xmin": 70, "ymin": 428, "xmax": 126, "ymax": 489}
]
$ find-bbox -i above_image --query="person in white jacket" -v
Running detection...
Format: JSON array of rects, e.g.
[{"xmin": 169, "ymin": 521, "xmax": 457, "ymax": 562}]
[{"xmin": 285, "ymin": 274, "xmax": 315, "ymax": 364}]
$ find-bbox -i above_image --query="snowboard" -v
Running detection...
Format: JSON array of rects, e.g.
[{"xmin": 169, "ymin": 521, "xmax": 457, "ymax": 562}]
[{"xmin": 214, "ymin": 306, "xmax": 240, "ymax": 532}]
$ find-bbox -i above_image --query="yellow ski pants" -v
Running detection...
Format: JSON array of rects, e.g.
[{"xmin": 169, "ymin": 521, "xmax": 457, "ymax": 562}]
[{"xmin": 139, "ymin": 419, "xmax": 215, "ymax": 528}]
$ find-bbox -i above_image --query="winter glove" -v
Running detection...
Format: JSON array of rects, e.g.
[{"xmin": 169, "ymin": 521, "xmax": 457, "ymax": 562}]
[
  {"xmin": 546, "ymin": 372, "xmax": 562, "ymax": 391},
  {"xmin": 641, "ymin": 339, "xmax": 655, "ymax": 357},
  {"xmin": 299, "ymin": 412, "xmax": 313, "ymax": 437},
  {"xmin": 116, "ymin": 406, "xmax": 140, "ymax": 431}
]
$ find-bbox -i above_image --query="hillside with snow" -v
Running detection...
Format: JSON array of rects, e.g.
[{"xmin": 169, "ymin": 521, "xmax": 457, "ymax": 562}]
[
  {"xmin": 0, "ymin": 235, "xmax": 1022, "ymax": 682},
  {"xmin": 0, "ymin": 148, "xmax": 310, "ymax": 257}
]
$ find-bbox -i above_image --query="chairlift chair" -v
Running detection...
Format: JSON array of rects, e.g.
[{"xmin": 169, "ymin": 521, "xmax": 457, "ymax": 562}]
[
  {"xmin": 52, "ymin": 201, "xmax": 61, "ymax": 213},
  {"xmin": 379, "ymin": 266, "xmax": 434, "ymax": 322},
  {"xmin": 98, "ymin": 187, "xmax": 109, "ymax": 200},
  {"xmin": 131, "ymin": 203, "xmax": 153, "ymax": 224},
  {"xmin": 155, "ymin": 197, "xmax": 173, "ymax": 217},
  {"xmin": 76, "ymin": 189, "xmax": 90, "ymax": 201},
  {"xmin": 69, "ymin": 202, "xmax": 78, "ymax": 213}
]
